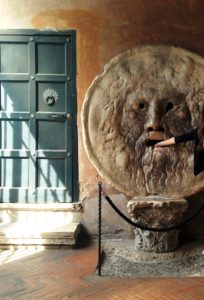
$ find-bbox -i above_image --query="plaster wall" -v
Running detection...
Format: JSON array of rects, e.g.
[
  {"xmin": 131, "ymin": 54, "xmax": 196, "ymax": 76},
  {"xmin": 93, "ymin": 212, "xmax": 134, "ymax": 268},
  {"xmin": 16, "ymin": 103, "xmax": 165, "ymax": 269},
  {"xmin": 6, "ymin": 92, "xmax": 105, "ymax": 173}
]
[{"xmin": 0, "ymin": 0, "xmax": 204, "ymax": 238}]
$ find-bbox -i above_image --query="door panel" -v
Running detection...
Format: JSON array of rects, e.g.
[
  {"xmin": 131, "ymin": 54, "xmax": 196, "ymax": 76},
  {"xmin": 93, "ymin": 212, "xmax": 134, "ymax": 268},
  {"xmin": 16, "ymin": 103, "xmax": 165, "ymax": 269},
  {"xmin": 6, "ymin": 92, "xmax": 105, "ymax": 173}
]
[
  {"xmin": 1, "ymin": 43, "xmax": 29, "ymax": 73},
  {"xmin": 1, "ymin": 82, "xmax": 29, "ymax": 112},
  {"xmin": 1, "ymin": 158, "xmax": 29, "ymax": 187},
  {"xmin": 37, "ymin": 82, "xmax": 66, "ymax": 112},
  {"xmin": 0, "ymin": 32, "xmax": 76, "ymax": 203},
  {"xmin": 37, "ymin": 159, "xmax": 65, "ymax": 187},
  {"xmin": 37, "ymin": 43, "xmax": 66, "ymax": 74},
  {"xmin": 1, "ymin": 120, "xmax": 30, "ymax": 149},
  {"xmin": 37, "ymin": 121, "xmax": 66, "ymax": 150}
]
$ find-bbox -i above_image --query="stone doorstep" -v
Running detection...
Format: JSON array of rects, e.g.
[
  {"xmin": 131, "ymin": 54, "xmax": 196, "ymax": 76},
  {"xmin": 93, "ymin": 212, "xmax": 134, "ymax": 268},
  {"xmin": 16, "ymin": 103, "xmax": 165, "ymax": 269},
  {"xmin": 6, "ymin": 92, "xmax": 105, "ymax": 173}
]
[
  {"xmin": 0, "ymin": 222, "xmax": 81, "ymax": 246},
  {"xmin": 0, "ymin": 203, "xmax": 83, "ymax": 212}
]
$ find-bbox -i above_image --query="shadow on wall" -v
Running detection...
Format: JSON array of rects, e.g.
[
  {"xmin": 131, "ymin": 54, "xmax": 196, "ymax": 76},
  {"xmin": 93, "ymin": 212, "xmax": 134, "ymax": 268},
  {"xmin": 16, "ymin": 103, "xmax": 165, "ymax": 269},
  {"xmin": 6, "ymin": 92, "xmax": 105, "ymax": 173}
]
[{"xmin": 80, "ymin": 194, "xmax": 134, "ymax": 240}]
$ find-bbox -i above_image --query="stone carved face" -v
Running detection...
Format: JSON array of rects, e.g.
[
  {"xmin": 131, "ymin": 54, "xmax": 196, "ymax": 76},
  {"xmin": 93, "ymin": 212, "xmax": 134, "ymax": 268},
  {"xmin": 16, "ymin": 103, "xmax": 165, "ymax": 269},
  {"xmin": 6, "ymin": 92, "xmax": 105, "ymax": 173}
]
[{"xmin": 82, "ymin": 46, "xmax": 204, "ymax": 197}]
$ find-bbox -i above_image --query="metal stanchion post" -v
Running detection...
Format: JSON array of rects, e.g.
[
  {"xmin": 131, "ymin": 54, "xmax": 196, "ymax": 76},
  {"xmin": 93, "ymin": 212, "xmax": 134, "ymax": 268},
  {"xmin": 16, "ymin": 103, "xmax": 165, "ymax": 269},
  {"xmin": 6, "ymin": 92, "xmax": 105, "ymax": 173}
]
[{"xmin": 98, "ymin": 182, "xmax": 102, "ymax": 276}]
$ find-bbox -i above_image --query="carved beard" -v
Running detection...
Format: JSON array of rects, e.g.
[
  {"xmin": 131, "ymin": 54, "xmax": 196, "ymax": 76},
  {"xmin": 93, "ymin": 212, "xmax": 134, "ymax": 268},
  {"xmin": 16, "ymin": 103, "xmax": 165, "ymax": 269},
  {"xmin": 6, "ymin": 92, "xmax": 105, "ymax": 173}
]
[{"xmin": 134, "ymin": 135, "xmax": 193, "ymax": 194}]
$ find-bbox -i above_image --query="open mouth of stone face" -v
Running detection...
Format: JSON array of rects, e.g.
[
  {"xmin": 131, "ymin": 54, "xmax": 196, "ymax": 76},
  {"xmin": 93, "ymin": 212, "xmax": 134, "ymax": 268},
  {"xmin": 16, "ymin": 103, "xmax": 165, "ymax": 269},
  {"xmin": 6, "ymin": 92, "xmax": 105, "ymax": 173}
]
[
  {"xmin": 146, "ymin": 140, "xmax": 162, "ymax": 146},
  {"xmin": 146, "ymin": 131, "xmax": 165, "ymax": 147}
]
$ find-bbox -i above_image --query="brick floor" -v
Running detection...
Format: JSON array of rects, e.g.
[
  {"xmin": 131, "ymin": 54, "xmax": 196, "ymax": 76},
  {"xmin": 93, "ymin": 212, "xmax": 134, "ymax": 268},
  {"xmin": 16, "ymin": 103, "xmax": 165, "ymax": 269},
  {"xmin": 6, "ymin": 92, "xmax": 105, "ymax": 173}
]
[{"xmin": 0, "ymin": 243, "xmax": 204, "ymax": 299}]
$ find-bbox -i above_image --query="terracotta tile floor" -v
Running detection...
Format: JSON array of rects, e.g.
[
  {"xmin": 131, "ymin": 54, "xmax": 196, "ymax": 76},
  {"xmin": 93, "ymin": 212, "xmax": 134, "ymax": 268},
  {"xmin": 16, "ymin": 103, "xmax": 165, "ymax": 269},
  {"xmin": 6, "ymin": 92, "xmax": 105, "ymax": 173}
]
[{"xmin": 0, "ymin": 243, "xmax": 204, "ymax": 299}]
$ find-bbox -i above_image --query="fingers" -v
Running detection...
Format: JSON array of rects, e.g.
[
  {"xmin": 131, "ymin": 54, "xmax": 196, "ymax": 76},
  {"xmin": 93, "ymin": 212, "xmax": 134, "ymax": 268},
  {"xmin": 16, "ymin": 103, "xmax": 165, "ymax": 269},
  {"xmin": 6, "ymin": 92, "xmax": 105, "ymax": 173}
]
[
  {"xmin": 154, "ymin": 142, "xmax": 164, "ymax": 147},
  {"xmin": 154, "ymin": 142, "xmax": 162, "ymax": 147}
]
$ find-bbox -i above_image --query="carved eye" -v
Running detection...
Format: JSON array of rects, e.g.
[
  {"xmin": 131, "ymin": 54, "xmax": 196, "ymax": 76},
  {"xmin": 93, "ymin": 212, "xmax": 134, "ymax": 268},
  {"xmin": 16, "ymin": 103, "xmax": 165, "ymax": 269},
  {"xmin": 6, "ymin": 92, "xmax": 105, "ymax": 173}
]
[
  {"xmin": 139, "ymin": 102, "xmax": 145, "ymax": 109},
  {"xmin": 166, "ymin": 101, "xmax": 174, "ymax": 113}
]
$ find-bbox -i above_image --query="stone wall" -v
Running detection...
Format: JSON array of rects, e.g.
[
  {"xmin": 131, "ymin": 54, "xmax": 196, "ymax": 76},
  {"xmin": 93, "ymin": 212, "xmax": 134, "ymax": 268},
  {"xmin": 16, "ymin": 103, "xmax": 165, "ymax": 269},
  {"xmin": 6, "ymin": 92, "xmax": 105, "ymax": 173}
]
[{"xmin": 1, "ymin": 0, "xmax": 204, "ymax": 239}]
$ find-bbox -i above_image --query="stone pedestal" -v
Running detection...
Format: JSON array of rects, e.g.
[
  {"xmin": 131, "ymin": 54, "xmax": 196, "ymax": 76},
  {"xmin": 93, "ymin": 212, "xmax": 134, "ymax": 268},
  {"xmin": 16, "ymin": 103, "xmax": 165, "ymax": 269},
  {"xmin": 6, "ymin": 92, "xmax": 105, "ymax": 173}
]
[{"xmin": 127, "ymin": 196, "xmax": 188, "ymax": 253}]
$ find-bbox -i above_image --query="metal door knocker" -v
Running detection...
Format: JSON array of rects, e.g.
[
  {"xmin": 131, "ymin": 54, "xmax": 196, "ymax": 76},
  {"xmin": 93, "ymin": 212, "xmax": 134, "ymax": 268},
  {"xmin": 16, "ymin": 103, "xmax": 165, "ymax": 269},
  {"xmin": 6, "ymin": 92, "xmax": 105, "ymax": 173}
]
[{"xmin": 43, "ymin": 88, "xmax": 59, "ymax": 106}]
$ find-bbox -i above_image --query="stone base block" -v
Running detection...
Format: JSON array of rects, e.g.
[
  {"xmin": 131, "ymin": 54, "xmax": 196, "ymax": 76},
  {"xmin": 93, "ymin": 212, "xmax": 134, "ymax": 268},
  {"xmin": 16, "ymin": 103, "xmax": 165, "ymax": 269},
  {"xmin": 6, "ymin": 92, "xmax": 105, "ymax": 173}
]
[{"xmin": 101, "ymin": 239, "xmax": 204, "ymax": 277}]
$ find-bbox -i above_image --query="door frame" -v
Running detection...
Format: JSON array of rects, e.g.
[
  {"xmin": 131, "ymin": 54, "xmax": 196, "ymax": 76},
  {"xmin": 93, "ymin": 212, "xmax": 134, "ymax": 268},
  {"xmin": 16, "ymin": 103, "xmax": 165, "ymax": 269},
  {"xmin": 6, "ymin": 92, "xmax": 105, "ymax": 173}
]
[{"xmin": 0, "ymin": 29, "xmax": 78, "ymax": 203}]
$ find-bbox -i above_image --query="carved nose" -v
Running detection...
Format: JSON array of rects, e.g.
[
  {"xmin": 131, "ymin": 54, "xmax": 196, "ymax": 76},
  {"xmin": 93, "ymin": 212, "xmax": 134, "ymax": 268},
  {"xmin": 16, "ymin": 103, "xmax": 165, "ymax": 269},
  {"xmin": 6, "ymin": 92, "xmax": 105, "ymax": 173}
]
[
  {"xmin": 145, "ymin": 115, "xmax": 164, "ymax": 132},
  {"xmin": 146, "ymin": 123, "xmax": 164, "ymax": 132},
  {"xmin": 145, "ymin": 101, "xmax": 164, "ymax": 132}
]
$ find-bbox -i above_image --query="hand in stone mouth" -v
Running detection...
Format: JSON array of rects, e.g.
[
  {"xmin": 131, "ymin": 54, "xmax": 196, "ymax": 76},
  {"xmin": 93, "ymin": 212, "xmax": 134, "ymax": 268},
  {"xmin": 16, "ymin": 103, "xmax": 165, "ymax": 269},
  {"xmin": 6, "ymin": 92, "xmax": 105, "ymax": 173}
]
[{"xmin": 146, "ymin": 131, "xmax": 165, "ymax": 147}]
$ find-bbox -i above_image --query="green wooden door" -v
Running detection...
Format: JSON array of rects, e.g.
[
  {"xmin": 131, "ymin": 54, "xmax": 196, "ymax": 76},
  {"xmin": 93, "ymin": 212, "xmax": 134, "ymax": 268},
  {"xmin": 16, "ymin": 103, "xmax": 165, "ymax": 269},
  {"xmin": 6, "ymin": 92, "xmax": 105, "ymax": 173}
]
[{"xmin": 0, "ymin": 31, "xmax": 76, "ymax": 203}]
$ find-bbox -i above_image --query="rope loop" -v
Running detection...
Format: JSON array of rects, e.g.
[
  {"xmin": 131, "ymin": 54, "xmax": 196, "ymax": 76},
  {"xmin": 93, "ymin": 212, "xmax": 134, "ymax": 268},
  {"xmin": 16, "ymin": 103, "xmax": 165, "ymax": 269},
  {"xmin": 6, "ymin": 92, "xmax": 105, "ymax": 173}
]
[{"xmin": 101, "ymin": 186, "xmax": 204, "ymax": 232}]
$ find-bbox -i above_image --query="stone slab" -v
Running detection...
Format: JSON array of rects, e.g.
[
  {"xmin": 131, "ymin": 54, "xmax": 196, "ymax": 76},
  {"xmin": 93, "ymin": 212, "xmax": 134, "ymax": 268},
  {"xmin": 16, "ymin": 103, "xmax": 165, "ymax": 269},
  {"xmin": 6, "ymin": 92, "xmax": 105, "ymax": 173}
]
[{"xmin": 101, "ymin": 239, "xmax": 204, "ymax": 277}]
